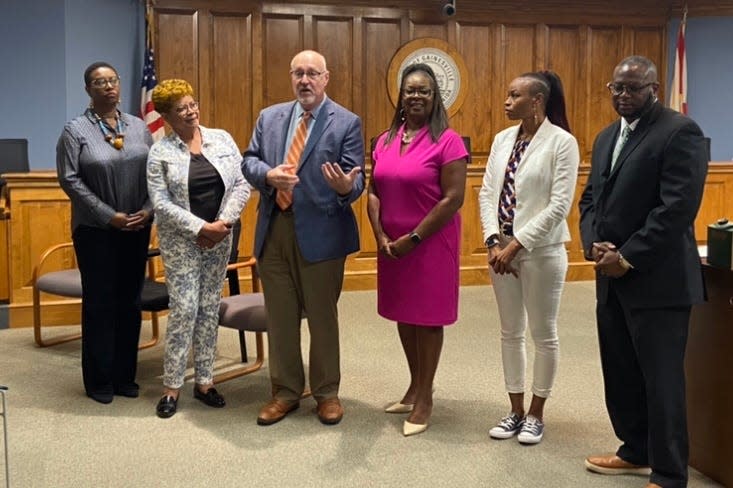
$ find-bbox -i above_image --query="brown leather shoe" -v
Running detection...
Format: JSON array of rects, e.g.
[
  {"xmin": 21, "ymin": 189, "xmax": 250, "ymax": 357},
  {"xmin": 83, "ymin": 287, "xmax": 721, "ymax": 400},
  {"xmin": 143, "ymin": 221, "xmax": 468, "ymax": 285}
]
[
  {"xmin": 256, "ymin": 399, "xmax": 299, "ymax": 426},
  {"xmin": 645, "ymin": 484, "xmax": 662, "ymax": 488},
  {"xmin": 584, "ymin": 454, "xmax": 651, "ymax": 476},
  {"xmin": 316, "ymin": 397, "xmax": 343, "ymax": 425}
]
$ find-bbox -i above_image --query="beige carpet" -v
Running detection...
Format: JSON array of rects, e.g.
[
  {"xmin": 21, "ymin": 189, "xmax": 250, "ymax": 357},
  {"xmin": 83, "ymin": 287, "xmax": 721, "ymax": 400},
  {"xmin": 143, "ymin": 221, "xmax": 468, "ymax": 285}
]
[{"xmin": 0, "ymin": 283, "xmax": 721, "ymax": 488}]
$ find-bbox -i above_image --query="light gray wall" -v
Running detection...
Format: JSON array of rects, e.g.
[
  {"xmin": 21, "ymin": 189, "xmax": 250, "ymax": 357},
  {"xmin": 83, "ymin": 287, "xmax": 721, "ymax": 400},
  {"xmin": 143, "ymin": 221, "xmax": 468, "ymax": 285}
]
[
  {"xmin": 667, "ymin": 17, "xmax": 733, "ymax": 161},
  {"xmin": 0, "ymin": 0, "xmax": 143, "ymax": 169}
]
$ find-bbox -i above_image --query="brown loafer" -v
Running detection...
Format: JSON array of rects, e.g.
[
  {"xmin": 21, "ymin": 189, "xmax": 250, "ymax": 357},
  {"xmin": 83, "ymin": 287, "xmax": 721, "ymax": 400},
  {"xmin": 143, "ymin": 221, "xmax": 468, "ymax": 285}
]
[
  {"xmin": 316, "ymin": 397, "xmax": 343, "ymax": 425},
  {"xmin": 645, "ymin": 484, "xmax": 663, "ymax": 488},
  {"xmin": 256, "ymin": 399, "xmax": 299, "ymax": 426},
  {"xmin": 584, "ymin": 454, "xmax": 651, "ymax": 476}
]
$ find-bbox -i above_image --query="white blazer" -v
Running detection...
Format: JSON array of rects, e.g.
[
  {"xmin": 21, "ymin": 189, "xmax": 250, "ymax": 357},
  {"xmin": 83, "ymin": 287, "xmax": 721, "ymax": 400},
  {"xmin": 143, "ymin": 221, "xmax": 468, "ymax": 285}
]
[{"xmin": 479, "ymin": 117, "xmax": 579, "ymax": 252}]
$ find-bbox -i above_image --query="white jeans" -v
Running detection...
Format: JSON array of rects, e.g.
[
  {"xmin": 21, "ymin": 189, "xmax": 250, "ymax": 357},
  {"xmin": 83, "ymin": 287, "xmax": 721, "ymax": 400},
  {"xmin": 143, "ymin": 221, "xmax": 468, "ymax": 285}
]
[{"xmin": 489, "ymin": 241, "xmax": 567, "ymax": 398}]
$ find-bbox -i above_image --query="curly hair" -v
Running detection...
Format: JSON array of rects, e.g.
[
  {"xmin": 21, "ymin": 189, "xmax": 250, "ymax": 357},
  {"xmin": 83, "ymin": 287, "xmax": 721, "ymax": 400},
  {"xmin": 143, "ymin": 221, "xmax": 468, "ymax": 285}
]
[{"xmin": 152, "ymin": 79, "xmax": 194, "ymax": 114}]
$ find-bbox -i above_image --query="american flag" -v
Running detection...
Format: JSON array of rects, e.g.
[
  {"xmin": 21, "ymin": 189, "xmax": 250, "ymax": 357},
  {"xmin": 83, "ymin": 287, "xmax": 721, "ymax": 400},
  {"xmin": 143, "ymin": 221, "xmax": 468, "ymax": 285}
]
[
  {"xmin": 140, "ymin": 10, "xmax": 164, "ymax": 140},
  {"xmin": 669, "ymin": 13, "xmax": 688, "ymax": 115}
]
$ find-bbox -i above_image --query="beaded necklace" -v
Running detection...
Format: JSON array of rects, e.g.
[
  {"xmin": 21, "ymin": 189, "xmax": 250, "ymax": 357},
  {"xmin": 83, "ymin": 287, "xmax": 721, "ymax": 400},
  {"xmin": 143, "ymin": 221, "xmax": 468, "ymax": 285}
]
[{"xmin": 87, "ymin": 108, "xmax": 126, "ymax": 150}]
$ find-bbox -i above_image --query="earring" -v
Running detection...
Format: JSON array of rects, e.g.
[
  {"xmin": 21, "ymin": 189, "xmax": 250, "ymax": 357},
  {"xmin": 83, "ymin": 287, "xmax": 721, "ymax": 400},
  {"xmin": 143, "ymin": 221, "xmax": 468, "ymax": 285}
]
[
  {"xmin": 88, "ymin": 99, "xmax": 94, "ymax": 109},
  {"xmin": 399, "ymin": 107, "xmax": 405, "ymax": 122}
]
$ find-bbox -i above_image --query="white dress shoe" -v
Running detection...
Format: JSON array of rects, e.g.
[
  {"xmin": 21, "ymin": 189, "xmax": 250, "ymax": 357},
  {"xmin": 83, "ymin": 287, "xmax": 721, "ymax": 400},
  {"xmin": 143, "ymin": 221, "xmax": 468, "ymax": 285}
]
[
  {"xmin": 385, "ymin": 402, "xmax": 414, "ymax": 413},
  {"xmin": 403, "ymin": 420, "xmax": 428, "ymax": 436}
]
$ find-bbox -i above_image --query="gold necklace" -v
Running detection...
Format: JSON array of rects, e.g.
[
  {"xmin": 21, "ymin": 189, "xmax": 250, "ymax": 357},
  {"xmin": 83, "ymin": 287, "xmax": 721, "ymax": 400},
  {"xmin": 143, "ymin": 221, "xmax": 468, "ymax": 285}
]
[{"xmin": 401, "ymin": 127, "xmax": 419, "ymax": 144}]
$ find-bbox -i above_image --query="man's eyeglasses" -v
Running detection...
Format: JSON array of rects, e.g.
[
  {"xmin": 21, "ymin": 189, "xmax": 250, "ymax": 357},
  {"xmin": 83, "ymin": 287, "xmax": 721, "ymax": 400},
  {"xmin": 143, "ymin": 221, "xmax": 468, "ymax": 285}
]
[
  {"xmin": 290, "ymin": 70, "xmax": 324, "ymax": 81},
  {"xmin": 606, "ymin": 82, "xmax": 654, "ymax": 96},
  {"xmin": 174, "ymin": 101, "xmax": 199, "ymax": 115},
  {"xmin": 403, "ymin": 88, "xmax": 433, "ymax": 98},
  {"xmin": 90, "ymin": 77, "xmax": 120, "ymax": 88}
]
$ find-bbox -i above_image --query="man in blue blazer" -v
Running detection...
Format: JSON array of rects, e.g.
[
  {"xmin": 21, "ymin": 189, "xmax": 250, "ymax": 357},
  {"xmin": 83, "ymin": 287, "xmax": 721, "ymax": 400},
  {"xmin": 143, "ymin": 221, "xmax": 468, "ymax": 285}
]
[
  {"xmin": 580, "ymin": 56, "xmax": 708, "ymax": 488},
  {"xmin": 242, "ymin": 50, "xmax": 365, "ymax": 426}
]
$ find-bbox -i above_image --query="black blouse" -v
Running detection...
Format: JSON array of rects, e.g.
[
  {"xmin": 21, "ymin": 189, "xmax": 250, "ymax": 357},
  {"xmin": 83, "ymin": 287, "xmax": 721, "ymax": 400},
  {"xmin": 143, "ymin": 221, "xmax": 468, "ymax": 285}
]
[{"xmin": 188, "ymin": 153, "xmax": 224, "ymax": 223}]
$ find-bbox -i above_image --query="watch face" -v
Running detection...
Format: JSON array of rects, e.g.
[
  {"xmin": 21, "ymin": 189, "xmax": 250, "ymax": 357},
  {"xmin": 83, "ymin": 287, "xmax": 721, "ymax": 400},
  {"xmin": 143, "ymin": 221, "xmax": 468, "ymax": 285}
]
[{"xmin": 410, "ymin": 233, "xmax": 421, "ymax": 244}]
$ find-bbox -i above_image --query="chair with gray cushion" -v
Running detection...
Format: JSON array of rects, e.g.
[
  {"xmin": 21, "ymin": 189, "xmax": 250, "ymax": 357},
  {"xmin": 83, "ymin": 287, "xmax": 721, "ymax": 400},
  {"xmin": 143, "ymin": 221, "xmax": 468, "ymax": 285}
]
[
  {"xmin": 32, "ymin": 241, "xmax": 167, "ymax": 348},
  {"xmin": 213, "ymin": 256, "xmax": 266, "ymax": 384}
]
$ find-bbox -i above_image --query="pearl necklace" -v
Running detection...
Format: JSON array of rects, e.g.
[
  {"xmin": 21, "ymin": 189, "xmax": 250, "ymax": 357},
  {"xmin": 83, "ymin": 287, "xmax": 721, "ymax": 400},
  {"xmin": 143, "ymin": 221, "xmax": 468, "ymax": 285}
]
[{"xmin": 88, "ymin": 108, "xmax": 126, "ymax": 150}]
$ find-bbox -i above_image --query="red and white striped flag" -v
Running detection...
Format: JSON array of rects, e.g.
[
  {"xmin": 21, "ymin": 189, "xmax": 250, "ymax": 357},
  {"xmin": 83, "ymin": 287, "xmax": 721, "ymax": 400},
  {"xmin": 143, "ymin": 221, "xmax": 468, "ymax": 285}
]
[
  {"xmin": 140, "ymin": 4, "xmax": 164, "ymax": 140},
  {"xmin": 669, "ymin": 15, "xmax": 688, "ymax": 115}
]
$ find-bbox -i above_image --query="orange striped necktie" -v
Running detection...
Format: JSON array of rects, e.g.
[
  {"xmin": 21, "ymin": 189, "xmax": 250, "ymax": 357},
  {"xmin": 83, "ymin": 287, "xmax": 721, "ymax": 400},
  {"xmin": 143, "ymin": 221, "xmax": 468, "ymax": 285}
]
[{"xmin": 276, "ymin": 111, "xmax": 311, "ymax": 210}]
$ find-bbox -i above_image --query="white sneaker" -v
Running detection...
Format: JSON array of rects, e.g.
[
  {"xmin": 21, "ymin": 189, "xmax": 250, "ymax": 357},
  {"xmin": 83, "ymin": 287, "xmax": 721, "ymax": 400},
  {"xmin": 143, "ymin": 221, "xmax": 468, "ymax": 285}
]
[
  {"xmin": 489, "ymin": 413, "xmax": 524, "ymax": 439},
  {"xmin": 517, "ymin": 414, "xmax": 544, "ymax": 444}
]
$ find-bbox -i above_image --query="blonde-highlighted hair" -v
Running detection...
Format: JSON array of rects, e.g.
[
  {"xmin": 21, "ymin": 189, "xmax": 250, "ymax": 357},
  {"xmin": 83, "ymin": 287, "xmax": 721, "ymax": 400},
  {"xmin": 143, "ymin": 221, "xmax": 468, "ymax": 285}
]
[{"xmin": 152, "ymin": 79, "xmax": 194, "ymax": 114}]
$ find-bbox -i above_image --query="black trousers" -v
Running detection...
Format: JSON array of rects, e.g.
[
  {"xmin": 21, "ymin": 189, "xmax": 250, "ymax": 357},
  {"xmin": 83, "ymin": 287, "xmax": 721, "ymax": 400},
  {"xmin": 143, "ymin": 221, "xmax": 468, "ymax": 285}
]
[
  {"xmin": 73, "ymin": 225, "xmax": 151, "ymax": 395},
  {"xmin": 597, "ymin": 283, "xmax": 690, "ymax": 488}
]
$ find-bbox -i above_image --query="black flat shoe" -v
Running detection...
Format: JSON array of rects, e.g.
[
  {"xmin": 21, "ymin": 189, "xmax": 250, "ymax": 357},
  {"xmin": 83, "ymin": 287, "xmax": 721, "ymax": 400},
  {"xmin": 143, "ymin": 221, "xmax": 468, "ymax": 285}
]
[
  {"xmin": 194, "ymin": 386, "xmax": 226, "ymax": 408},
  {"xmin": 114, "ymin": 382, "xmax": 140, "ymax": 398},
  {"xmin": 156, "ymin": 395, "xmax": 177, "ymax": 418}
]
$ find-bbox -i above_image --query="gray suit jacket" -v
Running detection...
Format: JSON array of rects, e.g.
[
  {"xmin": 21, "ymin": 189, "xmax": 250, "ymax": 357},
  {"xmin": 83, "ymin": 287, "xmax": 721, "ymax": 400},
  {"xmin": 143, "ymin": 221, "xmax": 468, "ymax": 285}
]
[{"xmin": 242, "ymin": 98, "xmax": 365, "ymax": 262}]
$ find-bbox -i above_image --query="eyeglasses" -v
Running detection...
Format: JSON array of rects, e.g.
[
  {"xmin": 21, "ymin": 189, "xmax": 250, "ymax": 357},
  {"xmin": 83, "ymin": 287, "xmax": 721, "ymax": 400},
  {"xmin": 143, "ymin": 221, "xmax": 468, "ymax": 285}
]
[
  {"xmin": 174, "ymin": 101, "xmax": 199, "ymax": 115},
  {"xmin": 290, "ymin": 70, "xmax": 324, "ymax": 81},
  {"xmin": 403, "ymin": 88, "xmax": 433, "ymax": 98},
  {"xmin": 90, "ymin": 77, "xmax": 120, "ymax": 88},
  {"xmin": 606, "ymin": 82, "xmax": 654, "ymax": 96}
]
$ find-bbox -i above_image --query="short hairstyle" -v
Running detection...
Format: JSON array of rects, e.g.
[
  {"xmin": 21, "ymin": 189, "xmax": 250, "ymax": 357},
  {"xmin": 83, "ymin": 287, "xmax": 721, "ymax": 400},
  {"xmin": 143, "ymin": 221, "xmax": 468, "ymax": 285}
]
[
  {"xmin": 617, "ymin": 55, "xmax": 658, "ymax": 82},
  {"xmin": 519, "ymin": 70, "xmax": 571, "ymax": 133},
  {"xmin": 84, "ymin": 62, "xmax": 117, "ymax": 86},
  {"xmin": 152, "ymin": 79, "xmax": 194, "ymax": 114},
  {"xmin": 383, "ymin": 63, "xmax": 449, "ymax": 146}
]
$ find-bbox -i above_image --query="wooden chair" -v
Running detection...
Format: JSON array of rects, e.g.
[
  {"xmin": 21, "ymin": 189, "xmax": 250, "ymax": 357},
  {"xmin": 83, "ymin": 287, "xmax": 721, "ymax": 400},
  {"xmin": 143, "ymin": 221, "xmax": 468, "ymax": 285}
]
[
  {"xmin": 213, "ymin": 257, "xmax": 266, "ymax": 384},
  {"xmin": 31, "ymin": 240, "xmax": 168, "ymax": 348}
]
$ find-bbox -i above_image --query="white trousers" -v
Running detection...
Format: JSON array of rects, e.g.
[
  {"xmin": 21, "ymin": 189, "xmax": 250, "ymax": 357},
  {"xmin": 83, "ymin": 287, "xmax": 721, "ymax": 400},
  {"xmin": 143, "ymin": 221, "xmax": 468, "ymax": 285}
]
[{"xmin": 489, "ymin": 241, "xmax": 567, "ymax": 398}]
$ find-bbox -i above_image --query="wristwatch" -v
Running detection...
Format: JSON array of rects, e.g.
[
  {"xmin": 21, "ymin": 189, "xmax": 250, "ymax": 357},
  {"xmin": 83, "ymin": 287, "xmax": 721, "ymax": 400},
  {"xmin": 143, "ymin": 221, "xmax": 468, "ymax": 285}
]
[
  {"xmin": 485, "ymin": 235, "xmax": 500, "ymax": 248},
  {"xmin": 617, "ymin": 252, "xmax": 632, "ymax": 270},
  {"xmin": 409, "ymin": 232, "xmax": 422, "ymax": 245}
]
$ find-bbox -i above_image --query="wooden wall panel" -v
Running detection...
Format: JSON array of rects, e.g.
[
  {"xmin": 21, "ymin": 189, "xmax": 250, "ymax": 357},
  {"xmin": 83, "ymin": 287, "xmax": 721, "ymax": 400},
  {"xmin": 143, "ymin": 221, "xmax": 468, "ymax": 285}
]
[
  {"xmin": 361, "ymin": 19, "xmax": 402, "ymax": 149},
  {"xmin": 0, "ymin": 217, "xmax": 8, "ymax": 301},
  {"xmin": 546, "ymin": 26, "xmax": 582, "ymax": 138},
  {"xmin": 210, "ymin": 12, "xmax": 254, "ymax": 148},
  {"xmin": 584, "ymin": 26, "xmax": 623, "ymax": 160},
  {"xmin": 410, "ymin": 22, "xmax": 449, "ymax": 41},
  {"xmin": 491, "ymin": 25, "xmax": 536, "ymax": 137},
  {"xmin": 262, "ymin": 15, "xmax": 303, "ymax": 106},
  {"xmin": 156, "ymin": 10, "xmax": 199, "ymax": 92},
  {"xmin": 313, "ymin": 17, "xmax": 355, "ymax": 110},
  {"xmin": 454, "ymin": 23, "xmax": 492, "ymax": 155},
  {"xmin": 696, "ymin": 166, "xmax": 733, "ymax": 243}
]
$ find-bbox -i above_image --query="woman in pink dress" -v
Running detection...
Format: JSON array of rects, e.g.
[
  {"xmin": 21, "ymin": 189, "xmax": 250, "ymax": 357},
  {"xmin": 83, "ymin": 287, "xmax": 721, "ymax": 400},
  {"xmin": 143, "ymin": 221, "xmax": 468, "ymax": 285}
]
[{"xmin": 367, "ymin": 63, "xmax": 468, "ymax": 437}]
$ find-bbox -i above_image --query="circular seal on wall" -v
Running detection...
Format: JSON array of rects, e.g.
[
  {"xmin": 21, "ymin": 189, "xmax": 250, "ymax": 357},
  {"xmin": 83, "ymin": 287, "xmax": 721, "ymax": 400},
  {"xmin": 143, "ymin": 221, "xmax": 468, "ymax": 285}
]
[{"xmin": 387, "ymin": 38, "xmax": 468, "ymax": 118}]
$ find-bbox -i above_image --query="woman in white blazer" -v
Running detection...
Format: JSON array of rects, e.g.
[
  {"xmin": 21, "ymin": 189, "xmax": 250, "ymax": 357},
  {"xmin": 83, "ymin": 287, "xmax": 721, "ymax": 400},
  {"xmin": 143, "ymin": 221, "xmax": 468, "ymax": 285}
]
[
  {"xmin": 147, "ymin": 79, "xmax": 250, "ymax": 418},
  {"xmin": 478, "ymin": 71, "xmax": 579, "ymax": 444}
]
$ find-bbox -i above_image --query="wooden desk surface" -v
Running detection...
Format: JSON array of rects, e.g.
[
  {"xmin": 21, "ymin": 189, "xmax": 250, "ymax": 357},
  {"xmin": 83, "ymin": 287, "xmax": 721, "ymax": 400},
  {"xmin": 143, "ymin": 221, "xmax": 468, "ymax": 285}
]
[{"xmin": 686, "ymin": 263, "xmax": 733, "ymax": 487}]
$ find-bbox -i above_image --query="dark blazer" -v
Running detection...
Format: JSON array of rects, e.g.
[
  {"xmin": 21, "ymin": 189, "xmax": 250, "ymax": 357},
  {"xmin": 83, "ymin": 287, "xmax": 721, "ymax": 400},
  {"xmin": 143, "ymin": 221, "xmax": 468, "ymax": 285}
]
[
  {"xmin": 242, "ymin": 97, "xmax": 365, "ymax": 263},
  {"xmin": 579, "ymin": 102, "xmax": 708, "ymax": 308}
]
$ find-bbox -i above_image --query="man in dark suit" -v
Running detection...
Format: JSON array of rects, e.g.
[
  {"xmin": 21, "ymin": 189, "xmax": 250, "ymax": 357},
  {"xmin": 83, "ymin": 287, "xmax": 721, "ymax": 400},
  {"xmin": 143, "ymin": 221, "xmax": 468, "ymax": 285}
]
[
  {"xmin": 579, "ymin": 55, "xmax": 708, "ymax": 488},
  {"xmin": 242, "ymin": 50, "xmax": 364, "ymax": 426}
]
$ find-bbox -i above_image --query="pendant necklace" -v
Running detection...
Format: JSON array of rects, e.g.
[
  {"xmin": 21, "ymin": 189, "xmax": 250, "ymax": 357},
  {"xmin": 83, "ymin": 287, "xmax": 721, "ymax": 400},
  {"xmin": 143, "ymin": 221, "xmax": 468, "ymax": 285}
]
[
  {"xmin": 401, "ymin": 125, "xmax": 418, "ymax": 144},
  {"xmin": 89, "ymin": 108, "xmax": 126, "ymax": 150}
]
